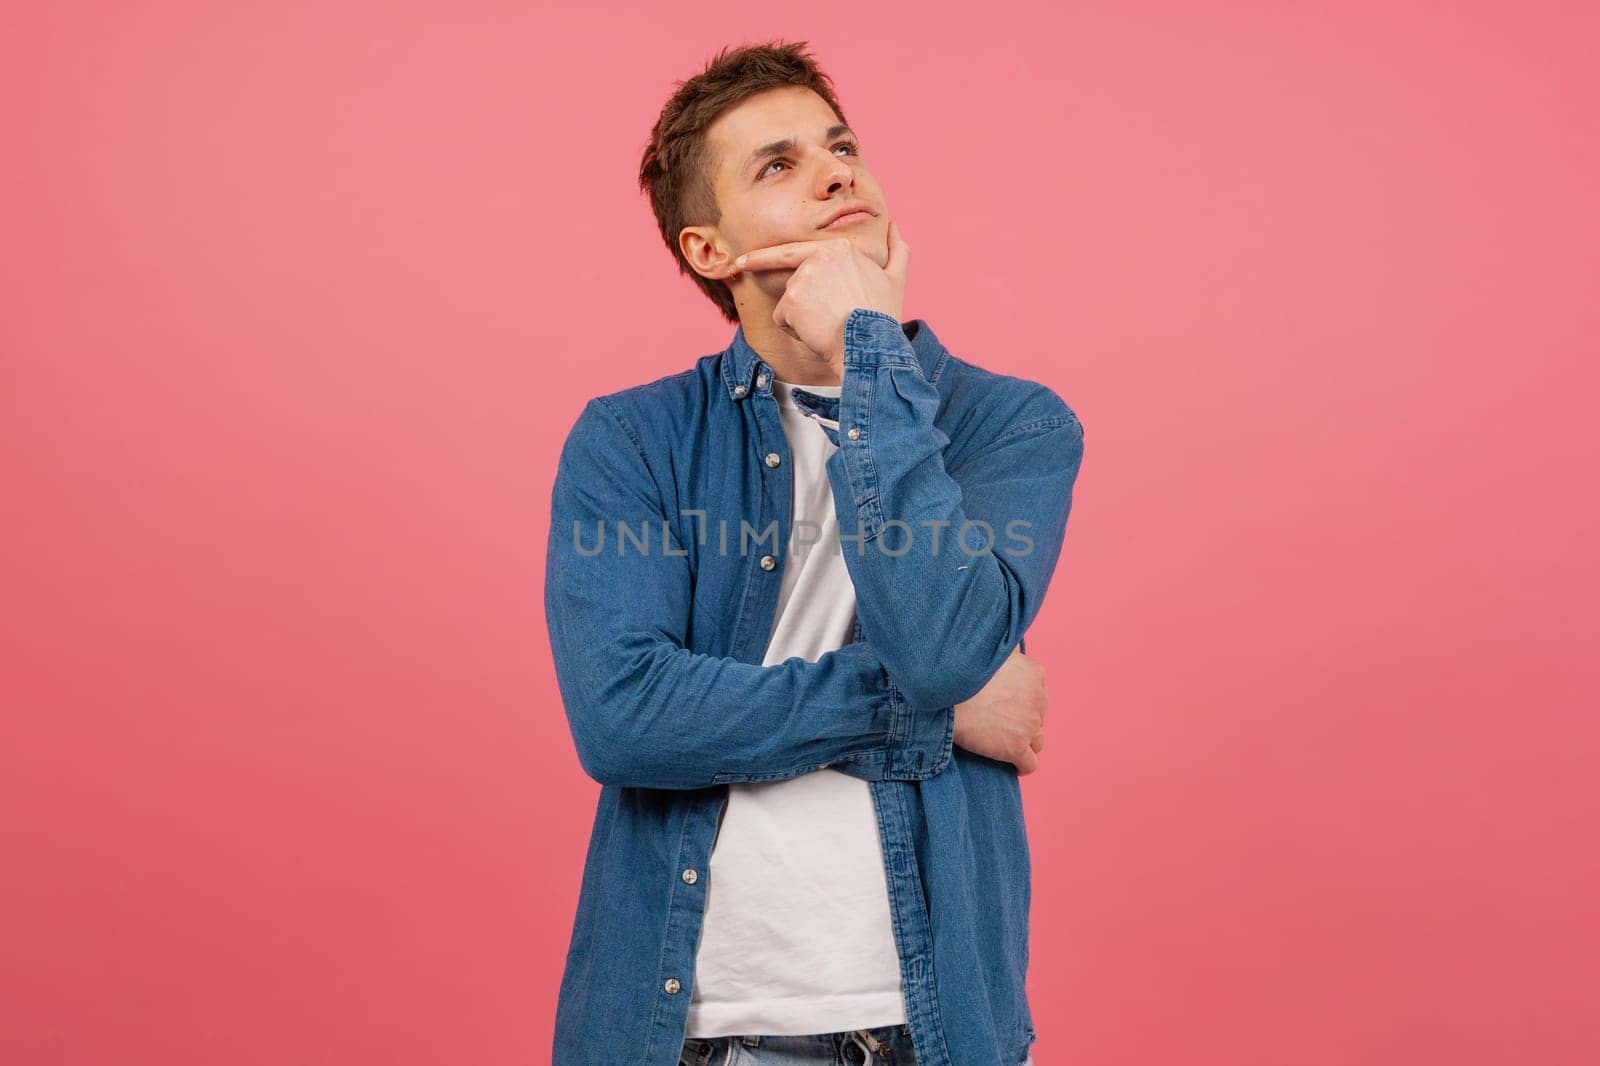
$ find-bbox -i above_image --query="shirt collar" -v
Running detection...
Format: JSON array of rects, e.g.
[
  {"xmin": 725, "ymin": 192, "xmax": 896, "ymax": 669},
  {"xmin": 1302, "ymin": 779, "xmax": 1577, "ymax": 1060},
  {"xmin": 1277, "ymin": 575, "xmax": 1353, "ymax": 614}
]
[{"xmin": 720, "ymin": 316, "xmax": 947, "ymax": 402}]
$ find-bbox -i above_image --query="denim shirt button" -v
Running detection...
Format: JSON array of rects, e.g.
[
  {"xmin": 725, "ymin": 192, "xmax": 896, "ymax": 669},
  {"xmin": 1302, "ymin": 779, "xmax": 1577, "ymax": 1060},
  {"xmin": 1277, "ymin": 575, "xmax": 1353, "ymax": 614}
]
[
  {"xmin": 759, "ymin": 554, "xmax": 776, "ymax": 571},
  {"xmin": 734, "ymin": 384, "xmax": 746, "ymax": 395},
  {"xmin": 664, "ymin": 977, "xmax": 681, "ymax": 994},
  {"xmin": 846, "ymin": 426, "xmax": 861, "ymax": 440},
  {"xmin": 765, "ymin": 452, "xmax": 781, "ymax": 467},
  {"xmin": 681, "ymin": 867, "xmax": 698, "ymax": 884},
  {"xmin": 757, "ymin": 373, "xmax": 768, "ymax": 388}
]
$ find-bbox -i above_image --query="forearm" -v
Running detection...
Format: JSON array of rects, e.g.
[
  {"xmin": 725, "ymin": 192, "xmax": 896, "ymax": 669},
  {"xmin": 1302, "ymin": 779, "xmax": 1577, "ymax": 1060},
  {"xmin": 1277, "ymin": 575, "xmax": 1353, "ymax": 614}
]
[
  {"xmin": 826, "ymin": 309, "xmax": 1085, "ymax": 711},
  {"xmin": 546, "ymin": 396, "xmax": 954, "ymax": 791},
  {"xmin": 544, "ymin": 618, "xmax": 952, "ymax": 790}
]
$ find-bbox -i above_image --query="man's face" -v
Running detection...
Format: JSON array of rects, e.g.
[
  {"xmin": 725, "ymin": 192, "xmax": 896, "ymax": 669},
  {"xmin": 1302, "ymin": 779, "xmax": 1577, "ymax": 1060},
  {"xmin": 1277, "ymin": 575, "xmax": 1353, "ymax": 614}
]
[{"xmin": 688, "ymin": 86, "xmax": 891, "ymax": 284}]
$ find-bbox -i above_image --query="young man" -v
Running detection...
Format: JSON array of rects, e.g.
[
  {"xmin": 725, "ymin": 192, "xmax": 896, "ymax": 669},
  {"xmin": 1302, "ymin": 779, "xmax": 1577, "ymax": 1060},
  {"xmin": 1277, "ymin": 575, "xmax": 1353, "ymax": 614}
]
[{"xmin": 545, "ymin": 41, "xmax": 1083, "ymax": 1066}]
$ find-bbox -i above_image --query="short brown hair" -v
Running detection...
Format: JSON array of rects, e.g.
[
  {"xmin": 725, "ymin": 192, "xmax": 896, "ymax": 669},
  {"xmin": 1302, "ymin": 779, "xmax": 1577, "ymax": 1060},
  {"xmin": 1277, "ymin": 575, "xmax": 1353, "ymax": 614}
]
[{"xmin": 639, "ymin": 40, "xmax": 851, "ymax": 323}]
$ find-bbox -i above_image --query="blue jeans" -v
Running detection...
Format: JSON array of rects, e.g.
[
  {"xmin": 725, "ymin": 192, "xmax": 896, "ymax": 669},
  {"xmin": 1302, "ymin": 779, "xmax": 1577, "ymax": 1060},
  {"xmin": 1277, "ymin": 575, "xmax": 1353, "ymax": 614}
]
[
  {"xmin": 677, "ymin": 1023, "xmax": 1037, "ymax": 1065},
  {"xmin": 677, "ymin": 1025, "xmax": 916, "ymax": 1065}
]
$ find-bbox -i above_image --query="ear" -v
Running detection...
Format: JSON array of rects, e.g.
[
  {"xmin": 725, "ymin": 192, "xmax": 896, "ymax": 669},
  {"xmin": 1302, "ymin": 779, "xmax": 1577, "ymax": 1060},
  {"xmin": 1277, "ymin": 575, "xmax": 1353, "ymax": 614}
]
[{"xmin": 680, "ymin": 225, "xmax": 741, "ymax": 282}]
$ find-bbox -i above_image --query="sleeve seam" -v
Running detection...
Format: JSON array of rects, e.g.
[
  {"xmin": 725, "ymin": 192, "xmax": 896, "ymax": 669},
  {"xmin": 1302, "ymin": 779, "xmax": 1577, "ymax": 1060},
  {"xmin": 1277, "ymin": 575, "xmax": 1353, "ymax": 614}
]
[
  {"xmin": 590, "ymin": 395, "xmax": 675, "ymax": 519},
  {"xmin": 990, "ymin": 411, "xmax": 1083, "ymax": 449}
]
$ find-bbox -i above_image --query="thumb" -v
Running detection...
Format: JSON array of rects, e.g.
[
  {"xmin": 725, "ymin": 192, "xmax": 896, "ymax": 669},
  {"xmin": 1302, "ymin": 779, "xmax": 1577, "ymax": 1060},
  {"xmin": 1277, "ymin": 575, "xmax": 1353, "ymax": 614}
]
[
  {"xmin": 1015, "ymin": 746, "xmax": 1040, "ymax": 776},
  {"xmin": 883, "ymin": 218, "xmax": 911, "ymax": 283}
]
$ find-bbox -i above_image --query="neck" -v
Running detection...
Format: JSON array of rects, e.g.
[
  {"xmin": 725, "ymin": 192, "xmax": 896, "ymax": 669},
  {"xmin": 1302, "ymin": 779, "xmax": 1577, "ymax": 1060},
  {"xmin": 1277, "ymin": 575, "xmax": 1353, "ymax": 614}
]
[{"xmin": 735, "ymin": 301, "xmax": 842, "ymax": 387}]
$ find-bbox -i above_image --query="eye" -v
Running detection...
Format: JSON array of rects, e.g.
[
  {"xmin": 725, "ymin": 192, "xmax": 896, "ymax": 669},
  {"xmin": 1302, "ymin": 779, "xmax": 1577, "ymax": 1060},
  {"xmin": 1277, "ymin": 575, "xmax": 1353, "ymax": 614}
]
[{"xmin": 758, "ymin": 141, "xmax": 860, "ymax": 180}]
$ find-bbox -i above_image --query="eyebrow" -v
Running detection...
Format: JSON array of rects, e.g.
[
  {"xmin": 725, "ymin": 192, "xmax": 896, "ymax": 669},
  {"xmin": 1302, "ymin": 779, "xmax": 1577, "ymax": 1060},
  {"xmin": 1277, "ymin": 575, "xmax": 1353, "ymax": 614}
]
[{"xmin": 741, "ymin": 124, "xmax": 857, "ymax": 177}]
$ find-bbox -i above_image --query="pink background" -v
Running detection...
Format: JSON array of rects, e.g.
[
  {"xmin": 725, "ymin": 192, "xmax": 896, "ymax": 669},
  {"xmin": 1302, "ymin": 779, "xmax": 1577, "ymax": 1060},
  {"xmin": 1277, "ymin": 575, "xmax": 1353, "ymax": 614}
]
[{"xmin": 3, "ymin": 3, "xmax": 1596, "ymax": 1063}]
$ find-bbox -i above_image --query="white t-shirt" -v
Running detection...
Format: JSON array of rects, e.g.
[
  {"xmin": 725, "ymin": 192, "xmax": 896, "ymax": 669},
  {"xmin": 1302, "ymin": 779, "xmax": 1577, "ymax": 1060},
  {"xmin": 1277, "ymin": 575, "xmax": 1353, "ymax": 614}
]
[{"xmin": 685, "ymin": 377, "xmax": 908, "ymax": 1037}]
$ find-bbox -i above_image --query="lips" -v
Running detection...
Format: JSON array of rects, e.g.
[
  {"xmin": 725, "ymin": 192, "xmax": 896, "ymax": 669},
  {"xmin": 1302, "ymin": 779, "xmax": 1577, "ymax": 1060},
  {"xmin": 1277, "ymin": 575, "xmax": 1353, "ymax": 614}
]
[{"xmin": 822, "ymin": 208, "xmax": 876, "ymax": 229}]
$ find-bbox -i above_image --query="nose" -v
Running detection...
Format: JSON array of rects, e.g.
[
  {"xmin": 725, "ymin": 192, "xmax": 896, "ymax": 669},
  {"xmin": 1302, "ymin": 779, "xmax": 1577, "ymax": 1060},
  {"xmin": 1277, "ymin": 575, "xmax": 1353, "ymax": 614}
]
[{"xmin": 815, "ymin": 149, "xmax": 853, "ymax": 197}]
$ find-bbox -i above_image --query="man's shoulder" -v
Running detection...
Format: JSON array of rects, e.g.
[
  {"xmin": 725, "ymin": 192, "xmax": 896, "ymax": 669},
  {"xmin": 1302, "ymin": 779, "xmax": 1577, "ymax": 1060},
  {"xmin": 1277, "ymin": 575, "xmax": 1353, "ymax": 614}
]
[
  {"xmin": 938, "ymin": 349, "xmax": 1083, "ymax": 444},
  {"xmin": 597, "ymin": 356, "xmax": 714, "ymax": 404},
  {"xmin": 559, "ymin": 354, "xmax": 725, "ymax": 455}
]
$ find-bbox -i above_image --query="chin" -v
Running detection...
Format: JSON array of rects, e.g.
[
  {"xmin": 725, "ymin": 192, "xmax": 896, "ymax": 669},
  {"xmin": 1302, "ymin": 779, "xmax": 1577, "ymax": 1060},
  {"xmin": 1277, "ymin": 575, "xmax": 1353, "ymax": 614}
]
[{"xmin": 822, "ymin": 226, "xmax": 878, "ymax": 246}]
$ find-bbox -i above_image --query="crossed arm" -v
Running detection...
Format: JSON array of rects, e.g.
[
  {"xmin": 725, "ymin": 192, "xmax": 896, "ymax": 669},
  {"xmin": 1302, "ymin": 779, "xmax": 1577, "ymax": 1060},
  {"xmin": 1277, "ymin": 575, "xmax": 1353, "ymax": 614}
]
[{"xmin": 544, "ymin": 311, "xmax": 1084, "ymax": 790}]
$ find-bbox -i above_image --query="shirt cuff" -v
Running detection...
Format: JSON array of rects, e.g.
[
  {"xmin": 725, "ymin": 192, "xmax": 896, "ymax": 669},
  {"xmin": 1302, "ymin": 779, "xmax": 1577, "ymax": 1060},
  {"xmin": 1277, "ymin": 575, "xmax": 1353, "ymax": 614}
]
[
  {"xmin": 842, "ymin": 307, "xmax": 919, "ymax": 369},
  {"xmin": 882, "ymin": 675, "xmax": 956, "ymax": 779}
]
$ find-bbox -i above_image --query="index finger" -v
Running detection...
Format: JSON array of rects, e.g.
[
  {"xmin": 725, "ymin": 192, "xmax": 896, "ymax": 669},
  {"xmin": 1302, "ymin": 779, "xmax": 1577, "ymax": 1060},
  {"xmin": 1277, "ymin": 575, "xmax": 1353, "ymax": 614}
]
[{"xmin": 734, "ymin": 240, "xmax": 832, "ymax": 272}]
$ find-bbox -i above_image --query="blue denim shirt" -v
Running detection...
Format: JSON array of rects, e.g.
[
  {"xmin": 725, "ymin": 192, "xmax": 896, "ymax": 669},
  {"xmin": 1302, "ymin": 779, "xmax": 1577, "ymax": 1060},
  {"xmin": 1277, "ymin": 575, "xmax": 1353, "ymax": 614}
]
[{"xmin": 545, "ymin": 309, "xmax": 1085, "ymax": 1065}]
